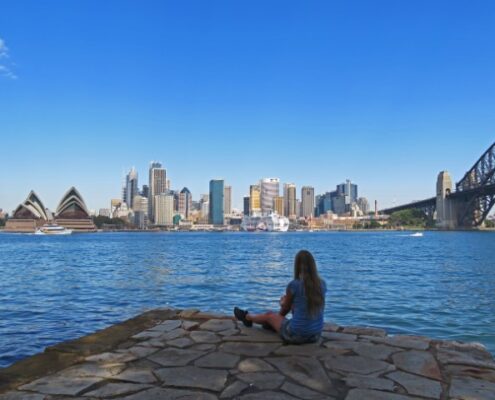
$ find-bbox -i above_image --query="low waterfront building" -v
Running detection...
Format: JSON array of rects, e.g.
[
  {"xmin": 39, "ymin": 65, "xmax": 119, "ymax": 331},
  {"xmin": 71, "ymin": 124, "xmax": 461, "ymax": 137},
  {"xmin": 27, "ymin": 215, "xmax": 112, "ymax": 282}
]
[{"xmin": 98, "ymin": 208, "xmax": 111, "ymax": 217}]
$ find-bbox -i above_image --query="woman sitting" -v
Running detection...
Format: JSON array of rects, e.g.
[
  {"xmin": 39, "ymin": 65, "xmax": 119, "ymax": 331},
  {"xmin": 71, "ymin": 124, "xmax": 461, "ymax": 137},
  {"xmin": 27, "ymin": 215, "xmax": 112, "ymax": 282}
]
[{"xmin": 234, "ymin": 249, "xmax": 326, "ymax": 344}]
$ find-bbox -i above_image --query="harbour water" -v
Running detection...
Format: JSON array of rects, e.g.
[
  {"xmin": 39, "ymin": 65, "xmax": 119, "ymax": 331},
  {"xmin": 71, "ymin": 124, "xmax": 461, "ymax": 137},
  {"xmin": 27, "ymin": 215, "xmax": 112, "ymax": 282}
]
[{"xmin": 0, "ymin": 231, "xmax": 494, "ymax": 368}]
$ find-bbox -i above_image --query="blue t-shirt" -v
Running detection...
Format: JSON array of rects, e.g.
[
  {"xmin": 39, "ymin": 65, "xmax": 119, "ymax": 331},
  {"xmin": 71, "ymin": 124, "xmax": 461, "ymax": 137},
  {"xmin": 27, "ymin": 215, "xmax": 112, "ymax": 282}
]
[{"xmin": 287, "ymin": 278, "xmax": 326, "ymax": 336}]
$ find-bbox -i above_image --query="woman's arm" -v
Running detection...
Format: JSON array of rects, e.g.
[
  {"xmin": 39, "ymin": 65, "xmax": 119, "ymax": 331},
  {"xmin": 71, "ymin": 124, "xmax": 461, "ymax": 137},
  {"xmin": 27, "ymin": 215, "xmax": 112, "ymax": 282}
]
[{"xmin": 279, "ymin": 288, "xmax": 294, "ymax": 316}]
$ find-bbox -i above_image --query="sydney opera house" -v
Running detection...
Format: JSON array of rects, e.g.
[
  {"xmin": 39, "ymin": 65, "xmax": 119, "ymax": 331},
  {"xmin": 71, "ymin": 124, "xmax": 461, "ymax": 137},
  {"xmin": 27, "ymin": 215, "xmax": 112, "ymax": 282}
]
[{"xmin": 5, "ymin": 187, "xmax": 96, "ymax": 232}]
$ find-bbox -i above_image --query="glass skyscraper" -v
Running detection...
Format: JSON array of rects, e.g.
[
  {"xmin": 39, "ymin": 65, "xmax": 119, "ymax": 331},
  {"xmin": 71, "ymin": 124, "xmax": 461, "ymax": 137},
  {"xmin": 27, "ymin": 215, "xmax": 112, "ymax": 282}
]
[{"xmin": 209, "ymin": 179, "xmax": 224, "ymax": 225}]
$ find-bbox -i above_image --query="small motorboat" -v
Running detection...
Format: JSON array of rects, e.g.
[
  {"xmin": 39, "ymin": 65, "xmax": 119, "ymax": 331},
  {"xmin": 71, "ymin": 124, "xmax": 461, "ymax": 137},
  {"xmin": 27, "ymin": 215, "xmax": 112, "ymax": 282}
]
[{"xmin": 410, "ymin": 232, "xmax": 424, "ymax": 237}]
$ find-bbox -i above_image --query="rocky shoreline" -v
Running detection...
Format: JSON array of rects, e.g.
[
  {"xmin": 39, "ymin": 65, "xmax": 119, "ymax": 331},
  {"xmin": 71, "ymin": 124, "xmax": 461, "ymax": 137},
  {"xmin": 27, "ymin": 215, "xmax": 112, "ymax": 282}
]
[{"xmin": 0, "ymin": 308, "xmax": 494, "ymax": 399}]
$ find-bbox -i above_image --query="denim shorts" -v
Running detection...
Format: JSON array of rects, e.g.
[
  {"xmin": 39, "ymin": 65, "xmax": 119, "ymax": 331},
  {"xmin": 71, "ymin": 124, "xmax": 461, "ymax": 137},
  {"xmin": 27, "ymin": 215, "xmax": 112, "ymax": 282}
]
[{"xmin": 279, "ymin": 318, "xmax": 321, "ymax": 345}]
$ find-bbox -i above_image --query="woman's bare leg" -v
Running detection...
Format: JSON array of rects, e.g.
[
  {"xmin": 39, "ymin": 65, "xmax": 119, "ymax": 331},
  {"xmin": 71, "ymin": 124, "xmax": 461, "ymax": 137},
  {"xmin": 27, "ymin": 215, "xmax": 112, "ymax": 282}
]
[{"xmin": 246, "ymin": 311, "xmax": 285, "ymax": 332}]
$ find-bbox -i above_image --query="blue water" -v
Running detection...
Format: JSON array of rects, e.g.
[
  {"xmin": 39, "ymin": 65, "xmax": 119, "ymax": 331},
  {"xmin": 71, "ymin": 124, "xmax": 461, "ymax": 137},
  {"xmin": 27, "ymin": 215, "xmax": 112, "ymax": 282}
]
[{"xmin": 0, "ymin": 231, "xmax": 494, "ymax": 367}]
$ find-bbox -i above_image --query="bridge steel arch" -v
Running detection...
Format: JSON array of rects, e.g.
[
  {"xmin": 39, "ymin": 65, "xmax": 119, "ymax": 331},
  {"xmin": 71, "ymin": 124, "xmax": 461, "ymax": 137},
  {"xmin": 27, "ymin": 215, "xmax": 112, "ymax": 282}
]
[{"xmin": 454, "ymin": 142, "xmax": 495, "ymax": 227}]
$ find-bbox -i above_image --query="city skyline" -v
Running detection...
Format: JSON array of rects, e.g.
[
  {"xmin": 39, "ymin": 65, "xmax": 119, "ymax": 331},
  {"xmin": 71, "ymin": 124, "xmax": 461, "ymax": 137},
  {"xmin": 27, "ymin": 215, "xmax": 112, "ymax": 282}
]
[{"xmin": 2, "ymin": 2, "xmax": 495, "ymax": 212}]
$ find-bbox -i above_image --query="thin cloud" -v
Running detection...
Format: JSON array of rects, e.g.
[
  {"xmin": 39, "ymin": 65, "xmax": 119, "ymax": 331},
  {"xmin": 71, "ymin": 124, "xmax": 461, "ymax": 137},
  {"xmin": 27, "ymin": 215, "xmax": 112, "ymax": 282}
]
[{"xmin": 0, "ymin": 37, "xmax": 17, "ymax": 79}]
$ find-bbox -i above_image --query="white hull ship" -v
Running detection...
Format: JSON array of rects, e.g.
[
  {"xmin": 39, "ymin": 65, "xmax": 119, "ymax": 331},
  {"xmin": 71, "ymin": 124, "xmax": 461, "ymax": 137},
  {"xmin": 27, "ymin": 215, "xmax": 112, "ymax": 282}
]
[
  {"xmin": 35, "ymin": 224, "xmax": 72, "ymax": 235},
  {"xmin": 241, "ymin": 212, "xmax": 290, "ymax": 232}
]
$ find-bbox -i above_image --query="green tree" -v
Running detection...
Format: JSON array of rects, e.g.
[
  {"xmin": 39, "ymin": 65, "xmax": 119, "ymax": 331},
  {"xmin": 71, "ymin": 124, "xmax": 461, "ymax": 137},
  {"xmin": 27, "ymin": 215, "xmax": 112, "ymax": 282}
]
[
  {"xmin": 388, "ymin": 209, "xmax": 428, "ymax": 228},
  {"xmin": 485, "ymin": 219, "xmax": 495, "ymax": 228},
  {"xmin": 92, "ymin": 216, "xmax": 129, "ymax": 229},
  {"xmin": 0, "ymin": 219, "xmax": 5, "ymax": 227}
]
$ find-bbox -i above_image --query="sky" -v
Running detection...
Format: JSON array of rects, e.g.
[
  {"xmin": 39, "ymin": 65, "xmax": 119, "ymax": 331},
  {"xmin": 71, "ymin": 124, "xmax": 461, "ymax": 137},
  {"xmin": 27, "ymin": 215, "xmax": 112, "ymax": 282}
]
[{"xmin": 1, "ymin": 1, "xmax": 494, "ymax": 213}]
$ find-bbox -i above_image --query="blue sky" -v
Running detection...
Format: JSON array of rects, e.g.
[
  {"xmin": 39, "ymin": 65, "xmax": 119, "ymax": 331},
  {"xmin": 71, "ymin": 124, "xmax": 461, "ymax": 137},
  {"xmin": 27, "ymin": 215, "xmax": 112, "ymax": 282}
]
[{"xmin": 1, "ymin": 1, "xmax": 494, "ymax": 213}]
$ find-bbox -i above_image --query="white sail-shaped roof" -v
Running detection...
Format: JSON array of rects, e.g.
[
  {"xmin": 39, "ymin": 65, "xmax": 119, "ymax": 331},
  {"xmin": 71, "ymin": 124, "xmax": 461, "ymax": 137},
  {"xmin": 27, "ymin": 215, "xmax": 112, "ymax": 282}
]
[
  {"xmin": 13, "ymin": 191, "xmax": 49, "ymax": 220},
  {"xmin": 55, "ymin": 187, "xmax": 90, "ymax": 218}
]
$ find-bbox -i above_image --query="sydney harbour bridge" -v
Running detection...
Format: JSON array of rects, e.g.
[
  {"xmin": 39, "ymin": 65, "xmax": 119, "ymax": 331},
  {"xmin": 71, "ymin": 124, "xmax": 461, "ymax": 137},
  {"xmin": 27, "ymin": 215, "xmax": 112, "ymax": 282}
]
[{"xmin": 382, "ymin": 142, "xmax": 495, "ymax": 229}]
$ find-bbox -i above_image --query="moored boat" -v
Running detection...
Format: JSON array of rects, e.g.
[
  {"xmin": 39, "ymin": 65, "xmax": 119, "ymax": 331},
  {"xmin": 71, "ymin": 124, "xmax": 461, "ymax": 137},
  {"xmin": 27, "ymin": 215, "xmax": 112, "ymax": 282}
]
[
  {"xmin": 241, "ymin": 212, "xmax": 289, "ymax": 232},
  {"xmin": 35, "ymin": 224, "xmax": 72, "ymax": 235}
]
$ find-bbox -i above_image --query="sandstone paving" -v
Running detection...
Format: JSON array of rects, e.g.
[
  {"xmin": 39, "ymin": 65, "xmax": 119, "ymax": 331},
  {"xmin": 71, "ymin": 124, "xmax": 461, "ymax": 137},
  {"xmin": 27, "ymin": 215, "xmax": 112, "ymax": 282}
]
[
  {"xmin": 194, "ymin": 352, "xmax": 240, "ymax": 368},
  {"xmin": 237, "ymin": 371, "xmax": 285, "ymax": 390},
  {"xmin": 220, "ymin": 380, "xmax": 249, "ymax": 398},
  {"xmin": 83, "ymin": 382, "xmax": 153, "ymax": 397},
  {"xmin": 2, "ymin": 309, "xmax": 495, "ymax": 400},
  {"xmin": 386, "ymin": 370, "xmax": 442, "ymax": 399},
  {"xmin": 155, "ymin": 366, "xmax": 228, "ymax": 391},
  {"xmin": 392, "ymin": 350, "xmax": 442, "ymax": 380}
]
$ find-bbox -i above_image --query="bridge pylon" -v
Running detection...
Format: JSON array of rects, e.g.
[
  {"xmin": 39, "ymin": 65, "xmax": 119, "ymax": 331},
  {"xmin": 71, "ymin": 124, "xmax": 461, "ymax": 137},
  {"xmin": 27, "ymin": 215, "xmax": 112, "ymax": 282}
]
[{"xmin": 436, "ymin": 171, "xmax": 457, "ymax": 229}]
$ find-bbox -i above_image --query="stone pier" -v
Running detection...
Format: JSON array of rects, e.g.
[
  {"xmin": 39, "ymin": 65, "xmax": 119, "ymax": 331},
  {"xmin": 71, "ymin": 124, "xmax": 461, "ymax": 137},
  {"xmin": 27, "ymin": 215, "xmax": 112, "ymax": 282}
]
[{"xmin": 1, "ymin": 308, "xmax": 494, "ymax": 399}]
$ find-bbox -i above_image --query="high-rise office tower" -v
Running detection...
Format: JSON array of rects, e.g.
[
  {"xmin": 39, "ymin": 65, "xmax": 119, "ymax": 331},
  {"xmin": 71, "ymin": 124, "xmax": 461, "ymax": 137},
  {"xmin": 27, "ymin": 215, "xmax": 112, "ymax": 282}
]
[
  {"xmin": 179, "ymin": 187, "xmax": 193, "ymax": 219},
  {"xmin": 316, "ymin": 192, "xmax": 333, "ymax": 216},
  {"xmin": 337, "ymin": 179, "xmax": 358, "ymax": 205},
  {"xmin": 243, "ymin": 196, "xmax": 250, "ymax": 216},
  {"xmin": 283, "ymin": 183, "xmax": 297, "ymax": 219},
  {"xmin": 140, "ymin": 184, "xmax": 149, "ymax": 198},
  {"xmin": 154, "ymin": 192, "xmax": 174, "ymax": 226},
  {"xmin": 132, "ymin": 194, "xmax": 148, "ymax": 215},
  {"xmin": 249, "ymin": 185, "xmax": 261, "ymax": 214},
  {"xmin": 357, "ymin": 197, "xmax": 370, "ymax": 214},
  {"xmin": 296, "ymin": 200, "xmax": 302, "ymax": 218},
  {"xmin": 125, "ymin": 167, "xmax": 139, "ymax": 209},
  {"xmin": 148, "ymin": 161, "xmax": 166, "ymax": 223},
  {"xmin": 273, "ymin": 196, "xmax": 284, "ymax": 216},
  {"xmin": 209, "ymin": 179, "xmax": 224, "ymax": 225},
  {"xmin": 260, "ymin": 178, "xmax": 279, "ymax": 214},
  {"xmin": 224, "ymin": 185, "xmax": 232, "ymax": 215},
  {"xmin": 301, "ymin": 186, "xmax": 315, "ymax": 218}
]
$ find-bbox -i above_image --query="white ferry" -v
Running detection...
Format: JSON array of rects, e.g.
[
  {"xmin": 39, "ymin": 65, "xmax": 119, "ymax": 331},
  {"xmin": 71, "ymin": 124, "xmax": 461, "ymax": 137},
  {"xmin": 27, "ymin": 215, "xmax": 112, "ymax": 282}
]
[
  {"xmin": 35, "ymin": 224, "xmax": 72, "ymax": 235},
  {"xmin": 241, "ymin": 212, "xmax": 290, "ymax": 232}
]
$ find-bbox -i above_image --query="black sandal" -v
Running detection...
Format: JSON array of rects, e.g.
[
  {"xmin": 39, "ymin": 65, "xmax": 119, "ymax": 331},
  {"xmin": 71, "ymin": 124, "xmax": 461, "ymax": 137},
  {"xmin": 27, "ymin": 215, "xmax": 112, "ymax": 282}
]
[{"xmin": 234, "ymin": 307, "xmax": 253, "ymax": 327}]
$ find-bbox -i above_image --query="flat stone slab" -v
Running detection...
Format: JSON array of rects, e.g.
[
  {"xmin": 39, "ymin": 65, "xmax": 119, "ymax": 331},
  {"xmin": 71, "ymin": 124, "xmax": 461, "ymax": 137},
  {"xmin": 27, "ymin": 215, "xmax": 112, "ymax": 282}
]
[
  {"xmin": 324, "ymin": 355, "xmax": 393, "ymax": 375},
  {"xmin": 0, "ymin": 393, "xmax": 46, "ymax": 400},
  {"xmin": 239, "ymin": 390, "xmax": 299, "ymax": 399},
  {"xmin": 362, "ymin": 335, "xmax": 430, "ymax": 351},
  {"xmin": 84, "ymin": 382, "xmax": 153, "ymax": 397},
  {"xmin": 119, "ymin": 387, "xmax": 217, "ymax": 400},
  {"xmin": 200, "ymin": 318, "xmax": 236, "ymax": 332},
  {"xmin": 220, "ymin": 342, "xmax": 280, "ymax": 356},
  {"xmin": 220, "ymin": 380, "xmax": 248, "ymax": 398},
  {"xmin": 267, "ymin": 356, "xmax": 335, "ymax": 394},
  {"xmin": 19, "ymin": 375, "xmax": 102, "ymax": 396},
  {"xmin": 237, "ymin": 371, "xmax": 285, "ymax": 389},
  {"xmin": 238, "ymin": 358, "xmax": 275, "ymax": 373},
  {"xmin": 194, "ymin": 351, "xmax": 240, "ymax": 368},
  {"xmin": 344, "ymin": 374, "xmax": 397, "ymax": 391},
  {"xmin": 149, "ymin": 319, "xmax": 182, "ymax": 332},
  {"xmin": 156, "ymin": 366, "xmax": 228, "ymax": 391},
  {"xmin": 113, "ymin": 367, "xmax": 157, "ymax": 383},
  {"xmin": 449, "ymin": 376, "xmax": 495, "ymax": 399},
  {"xmin": 190, "ymin": 330, "xmax": 222, "ymax": 344},
  {"xmin": 147, "ymin": 348, "xmax": 205, "ymax": 366},
  {"xmin": 392, "ymin": 350, "xmax": 441, "ymax": 380},
  {"xmin": 345, "ymin": 388, "xmax": 423, "ymax": 400},
  {"xmin": 387, "ymin": 370, "xmax": 442, "ymax": 399},
  {"xmin": 281, "ymin": 381, "xmax": 335, "ymax": 399}
]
